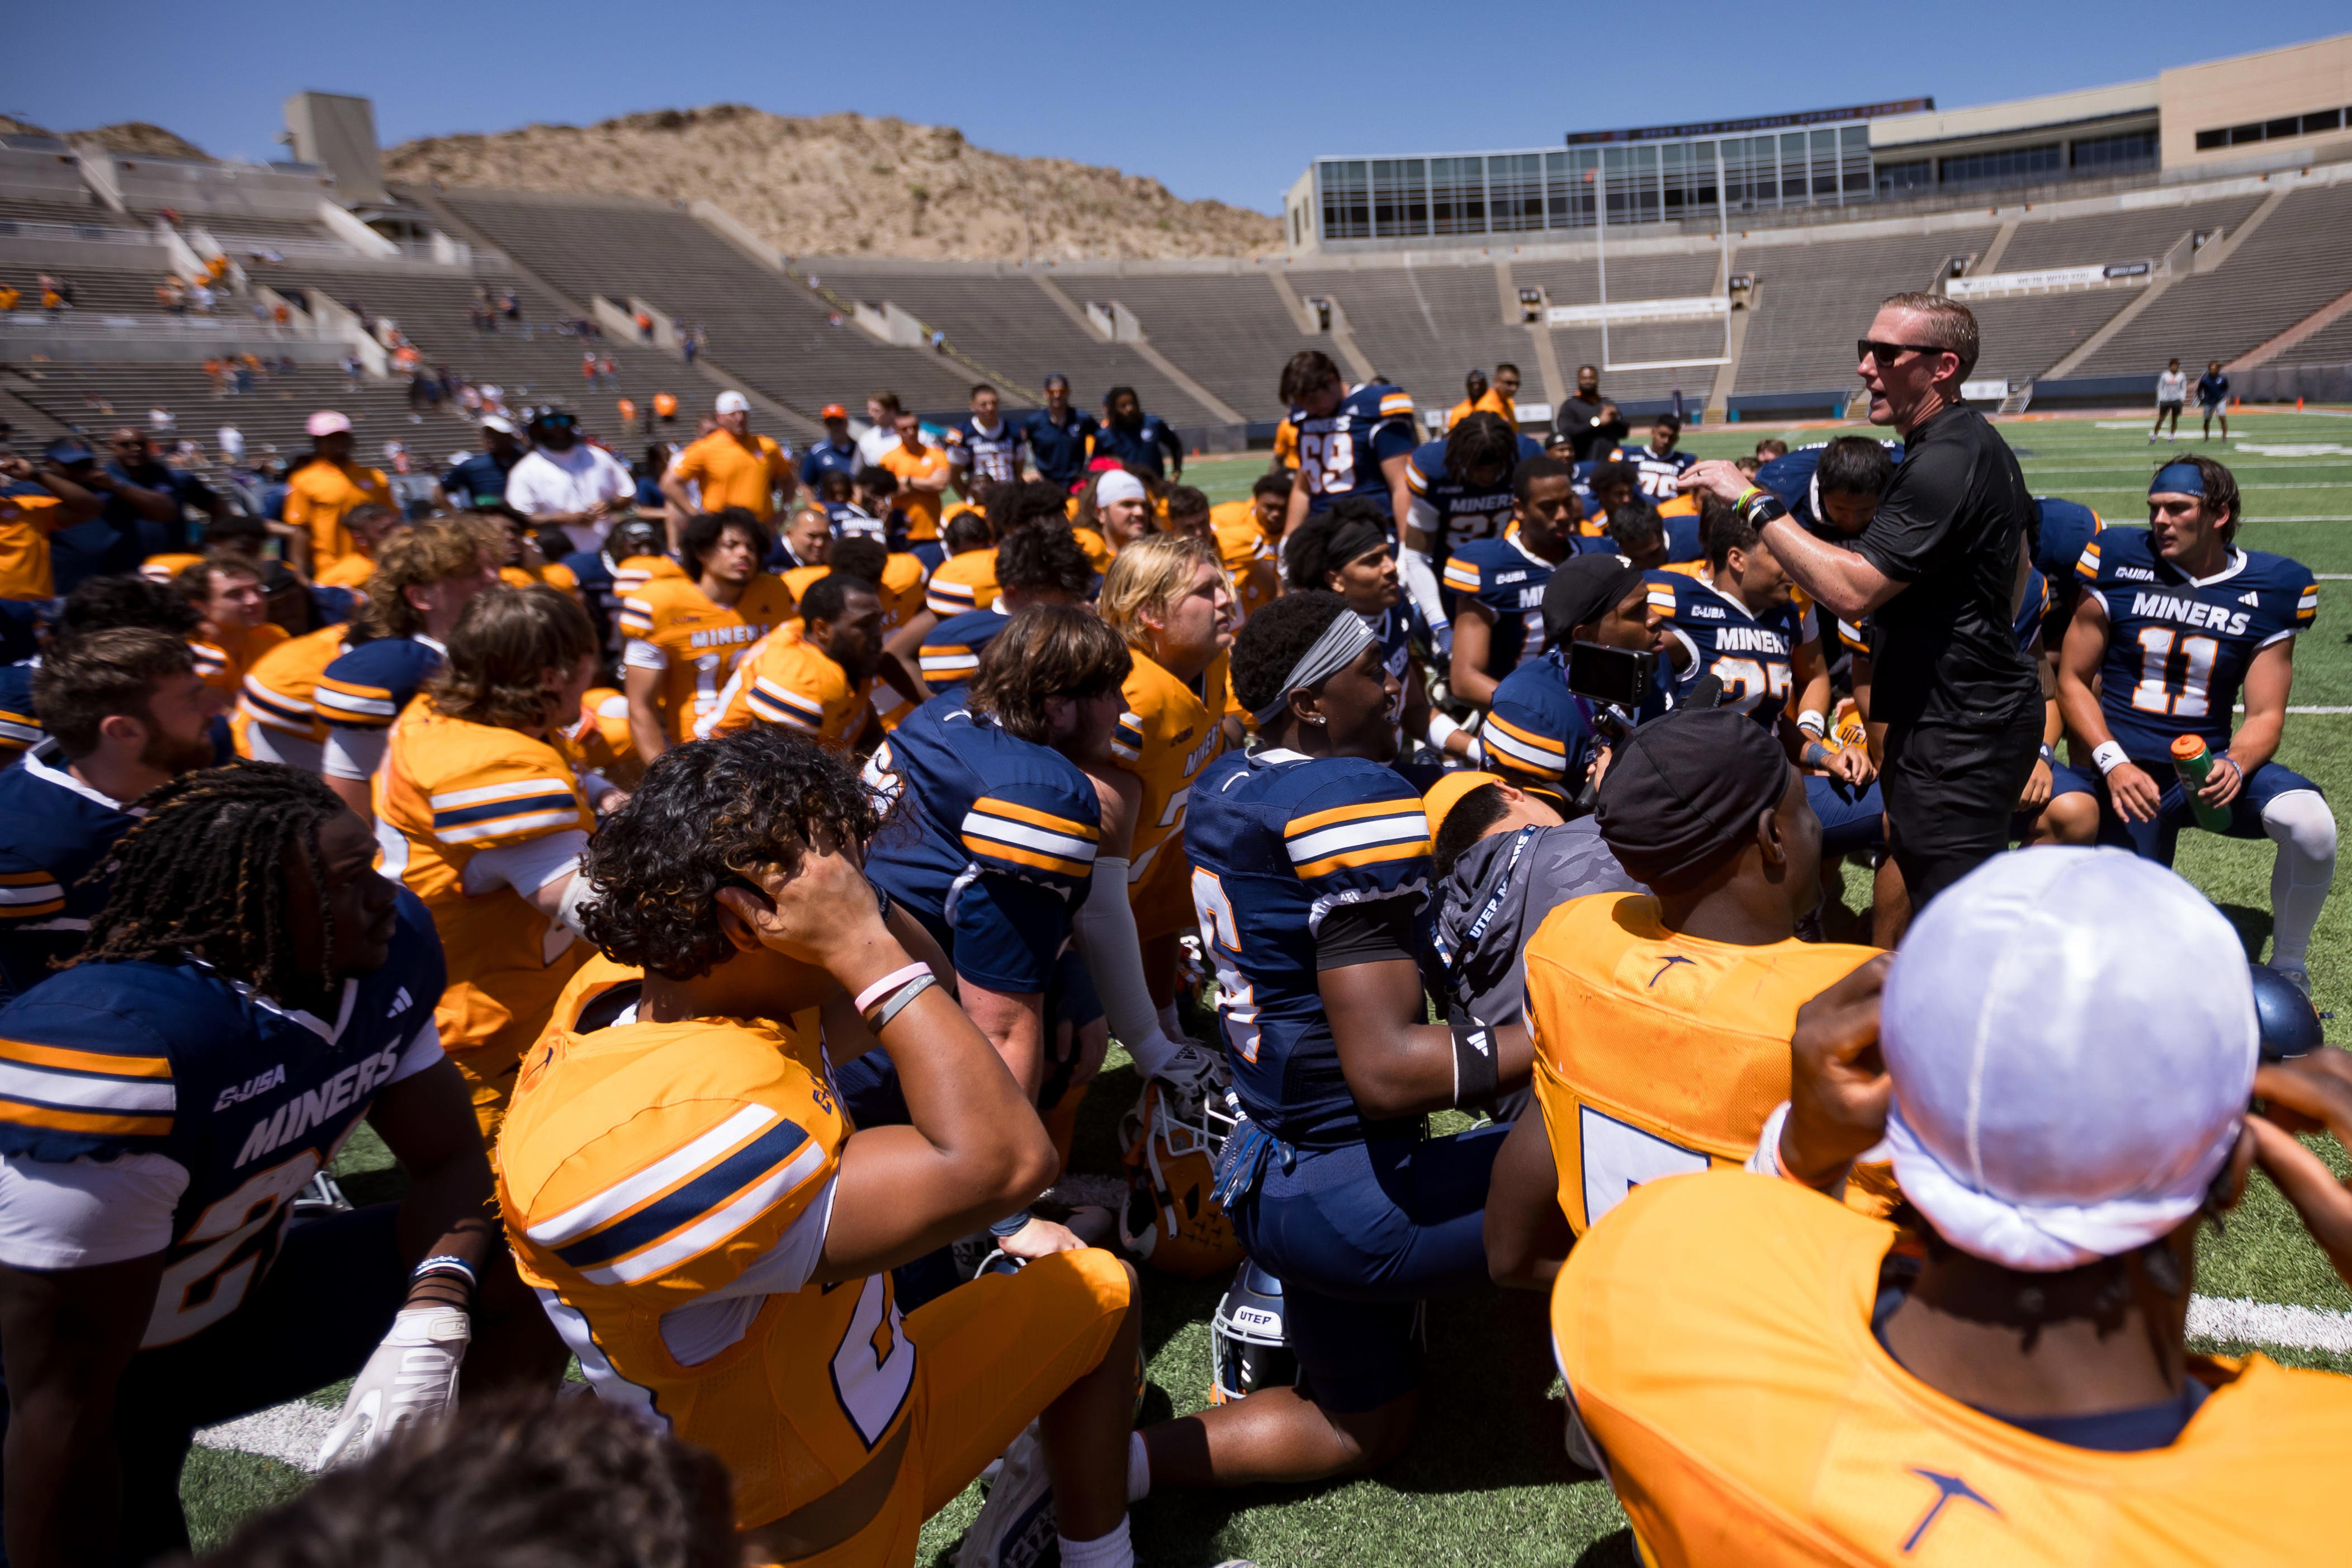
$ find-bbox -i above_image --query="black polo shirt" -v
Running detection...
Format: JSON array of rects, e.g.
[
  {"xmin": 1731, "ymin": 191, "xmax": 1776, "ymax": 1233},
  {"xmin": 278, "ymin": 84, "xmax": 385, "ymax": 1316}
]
[{"xmin": 1854, "ymin": 402, "xmax": 2039, "ymax": 731}]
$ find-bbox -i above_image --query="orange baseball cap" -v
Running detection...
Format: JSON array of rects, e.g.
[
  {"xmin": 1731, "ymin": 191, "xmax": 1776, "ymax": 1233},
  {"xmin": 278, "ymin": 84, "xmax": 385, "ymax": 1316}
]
[
  {"xmin": 1422, "ymin": 770, "xmax": 1504, "ymax": 843},
  {"xmin": 821, "ymin": 403, "xmax": 849, "ymax": 420}
]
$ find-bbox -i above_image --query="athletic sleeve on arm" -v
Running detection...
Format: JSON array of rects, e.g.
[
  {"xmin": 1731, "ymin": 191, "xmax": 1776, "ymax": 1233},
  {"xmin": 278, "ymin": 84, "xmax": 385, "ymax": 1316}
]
[
  {"xmin": 461, "ymin": 828, "xmax": 590, "ymax": 899},
  {"xmin": 322, "ymin": 725, "xmax": 388, "ymax": 781},
  {"xmin": 0, "ymin": 1151, "xmax": 188, "ymax": 1270},
  {"xmin": 1313, "ymin": 894, "xmax": 1420, "ymax": 969}
]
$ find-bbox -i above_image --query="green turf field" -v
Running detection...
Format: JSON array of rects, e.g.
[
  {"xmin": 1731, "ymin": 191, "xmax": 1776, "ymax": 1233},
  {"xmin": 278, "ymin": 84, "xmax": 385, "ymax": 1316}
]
[{"xmin": 191, "ymin": 410, "xmax": 2352, "ymax": 1566}]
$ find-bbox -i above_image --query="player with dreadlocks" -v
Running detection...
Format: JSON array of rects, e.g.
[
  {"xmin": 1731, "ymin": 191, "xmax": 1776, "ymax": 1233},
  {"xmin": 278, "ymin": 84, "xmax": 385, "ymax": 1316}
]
[{"xmin": 0, "ymin": 762, "xmax": 557, "ymax": 1567}]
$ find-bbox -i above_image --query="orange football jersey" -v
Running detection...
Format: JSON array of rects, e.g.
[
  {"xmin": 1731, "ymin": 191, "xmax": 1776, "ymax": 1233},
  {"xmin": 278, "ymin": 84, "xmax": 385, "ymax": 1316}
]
[
  {"xmin": 925, "ymin": 546, "xmax": 998, "ymax": 617},
  {"xmin": 703, "ymin": 622, "xmax": 873, "ymax": 756},
  {"xmin": 233, "ymin": 624, "xmax": 348, "ymax": 755},
  {"xmin": 619, "ymin": 574, "xmax": 799, "ymax": 743},
  {"xmin": 1111, "ymin": 648, "xmax": 1224, "ymax": 939},
  {"xmin": 1522, "ymin": 891, "xmax": 1879, "ymax": 1234},
  {"xmin": 1553, "ymin": 1172, "xmax": 2352, "ymax": 1566},
  {"xmin": 376, "ymin": 703, "xmax": 595, "ymax": 1135}
]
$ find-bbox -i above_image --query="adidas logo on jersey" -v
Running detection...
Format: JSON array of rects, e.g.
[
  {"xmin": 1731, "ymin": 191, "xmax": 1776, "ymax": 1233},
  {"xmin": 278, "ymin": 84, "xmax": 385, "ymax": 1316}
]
[
  {"xmin": 2240, "ymin": 590, "xmax": 2261, "ymax": 607},
  {"xmin": 386, "ymin": 986, "xmax": 413, "ymax": 1019}
]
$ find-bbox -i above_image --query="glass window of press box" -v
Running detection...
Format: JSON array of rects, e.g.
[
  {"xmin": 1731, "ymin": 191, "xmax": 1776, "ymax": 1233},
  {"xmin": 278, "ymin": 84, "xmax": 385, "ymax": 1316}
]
[{"xmin": 1312, "ymin": 125, "xmax": 1873, "ymax": 242}]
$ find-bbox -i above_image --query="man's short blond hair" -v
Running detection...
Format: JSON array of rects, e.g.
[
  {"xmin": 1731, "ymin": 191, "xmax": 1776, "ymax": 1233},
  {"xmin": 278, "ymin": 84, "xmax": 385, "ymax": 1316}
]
[
  {"xmin": 1097, "ymin": 535, "xmax": 1219, "ymax": 650},
  {"xmin": 1878, "ymin": 292, "xmax": 1980, "ymax": 383}
]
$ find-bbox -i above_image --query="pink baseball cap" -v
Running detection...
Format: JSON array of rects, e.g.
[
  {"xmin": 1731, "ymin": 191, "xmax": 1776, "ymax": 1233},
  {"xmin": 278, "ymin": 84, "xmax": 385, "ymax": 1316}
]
[{"xmin": 306, "ymin": 410, "xmax": 352, "ymax": 437}]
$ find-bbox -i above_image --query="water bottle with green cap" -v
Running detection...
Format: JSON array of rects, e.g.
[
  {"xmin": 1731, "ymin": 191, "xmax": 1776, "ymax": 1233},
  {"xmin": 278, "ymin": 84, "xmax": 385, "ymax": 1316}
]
[{"xmin": 2168, "ymin": 735, "xmax": 2234, "ymax": 832}]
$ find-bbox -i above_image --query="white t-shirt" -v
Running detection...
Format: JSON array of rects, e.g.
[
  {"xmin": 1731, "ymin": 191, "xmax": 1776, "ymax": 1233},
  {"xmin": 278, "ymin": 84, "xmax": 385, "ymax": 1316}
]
[
  {"xmin": 2156, "ymin": 371, "xmax": 2189, "ymax": 403},
  {"xmin": 217, "ymin": 426, "xmax": 244, "ymax": 462},
  {"xmin": 855, "ymin": 424, "xmax": 897, "ymax": 468},
  {"xmin": 505, "ymin": 444, "xmax": 636, "ymax": 555}
]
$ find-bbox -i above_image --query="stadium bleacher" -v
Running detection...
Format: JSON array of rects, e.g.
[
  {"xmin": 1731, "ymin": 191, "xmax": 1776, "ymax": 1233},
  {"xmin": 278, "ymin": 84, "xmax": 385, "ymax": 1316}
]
[
  {"xmin": 428, "ymin": 189, "xmax": 975, "ymax": 421},
  {"xmin": 1083, "ymin": 271, "xmax": 1325, "ymax": 420},
  {"xmin": 1733, "ymin": 226, "xmax": 2000, "ymax": 395}
]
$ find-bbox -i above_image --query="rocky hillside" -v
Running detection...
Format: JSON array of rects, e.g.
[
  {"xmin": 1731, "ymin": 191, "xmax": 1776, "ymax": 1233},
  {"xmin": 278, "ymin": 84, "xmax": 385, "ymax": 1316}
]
[
  {"xmin": 0, "ymin": 117, "xmax": 209, "ymax": 159},
  {"xmin": 384, "ymin": 105, "xmax": 1281, "ymax": 262}
]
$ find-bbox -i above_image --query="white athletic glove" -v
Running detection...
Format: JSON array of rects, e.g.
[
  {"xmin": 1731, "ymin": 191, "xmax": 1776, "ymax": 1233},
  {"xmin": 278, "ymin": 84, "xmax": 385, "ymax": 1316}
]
[{"xmin": 315, "ymin": 1305, "xmax": 471, "ymax": 1468}]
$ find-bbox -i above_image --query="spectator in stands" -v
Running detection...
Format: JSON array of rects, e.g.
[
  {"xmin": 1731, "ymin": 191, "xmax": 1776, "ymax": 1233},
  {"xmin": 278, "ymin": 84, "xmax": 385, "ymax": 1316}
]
[
  {"xmin": 216, "ymin": 423, "xmax": 244, "ymax": 468},
  {"xmin": 0, "ymin": 283, "xmax": 18, "ymax": 313},
  {"xmin": 651, "ymin": 390, "xmax": 677, "ymax": 426},
  {"xmin": 1091, "ymin": 386, "xmax": 1184, "ymax": 482},
  {"xmin": 1554, "ymin": 364, "xmax": 1606, "ymax": 459},
  {"xmin": 1446, "ymin": 370, "xmax": 1491, "ymax": 432},
  {"xmin": 2154, "ymin": 358, "xmax": 2189, "ymax": 443},
  {"xmin": 2199, "ymin": 360, "xmax": 2231, "ymax": 440},
  {"xmin": 197, "ymin": 1391, "xmax": 738, "ymax": 1568},
  {"xmin": 879, "ymin": 410, "xmax": 952, "ymax": 544},
  {"xmin": 663, "ymin": 391, "xmax": 794, "ymax": 530},
  {"xmin": 442, "ymin": 415, "xmax": 527, "ymax": 514},
  {"xmin": 1754, "ymin": 437, "xmax": 1790, "ymax": 462},
  {"xmin": 509, "ymin": 409, "xmax": 635, "ymax": 555},
  {"xmin": 800, "ymin": 403, "xmax": 861, "ymax": 492},
  {"xmin": 1025, "ymin": 372, "xmax": 1099, "ymax": 494},
  {"xmin": 856, "ymin": 391, "xmax": 905, "ymax": 468},
  {"xmin": 282, "ymin": 411, "xmax": 392, "ymax": 578}
]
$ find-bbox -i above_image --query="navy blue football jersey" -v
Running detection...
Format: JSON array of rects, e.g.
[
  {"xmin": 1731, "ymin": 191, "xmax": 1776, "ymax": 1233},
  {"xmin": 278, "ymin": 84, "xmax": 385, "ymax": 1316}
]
[
  {"xmin": 916, "ymin": 606, "xmax": 1010, "ymax": 690},
  {"xmin": 0, "ymin": 660, "xmax": 36, "ymax": 766},
  {"xmin": 1293, "ymin": 385, "xmax": 1418, "ymax": 516},
  {"xmin": 1649, "ymin": 572, "xmax": 1818, "ymax": 708},
  {"xmin": 1403, "ymin": 433, "xmax": 1543, "ymax": 556},
  {"xmin": 1629, "ymin": 444, "xmax": 1694, "ymax": 502},
  {"xmin": 0, "ymin": 741, "xmax": 137, "ymax": 999},
  {"xmin": 2076, "ymin": 528, "xmax": 2316, "ymax": 760},
  {"xmin": 0, "ymin": 891, "xmax": 444, "ymax": 1347},
  {"xmin": 1480, "ymin": 650, "xmax": 1671, "ymax": 792},
  {"xmin": 1757, "ymin": 440, "xmax": 1905, "ymax": 536},
  {"xmin": 1187, "ymin": 747, "xmax": 1431, "ymax": 1147},
  {"xmin": 316, "ymin": 635, "xmax": 444, "ymax": 733},
  {"xmin": 2033, "ymin": 496, "xmax": 2103, "ymax": 581},
  {"xmin": 947, "ymin": 417, "xmax": 1024, "ymax": 484},
  {"xmin": 862, "ymin": 692, "xmax": 1099, "ymax": 995},
  {"xmin": 1441, "ymin": 529, "xmax": 1563, "ymax": 678}
]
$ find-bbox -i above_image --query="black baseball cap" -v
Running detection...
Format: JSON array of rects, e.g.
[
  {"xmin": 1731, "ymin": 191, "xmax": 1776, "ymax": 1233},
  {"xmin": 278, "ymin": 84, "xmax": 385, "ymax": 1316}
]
[
  {"xmin": 1541, "ymin": 552, "xmax": 1646, "ymax": 645},
  {"xmin": 44, "ymin": 437, "xmax": 94, "ymax": 466},
  {"xmin": 1596, "ymin": 704, "xmax": 1792, "ymax": 890}
]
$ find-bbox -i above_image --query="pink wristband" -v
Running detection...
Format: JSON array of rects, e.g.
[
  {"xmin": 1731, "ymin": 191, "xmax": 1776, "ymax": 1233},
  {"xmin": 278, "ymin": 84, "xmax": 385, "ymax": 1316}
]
[{"xmin": 854, "ymin": 963, "xmax": 933, "ymax": 1016}]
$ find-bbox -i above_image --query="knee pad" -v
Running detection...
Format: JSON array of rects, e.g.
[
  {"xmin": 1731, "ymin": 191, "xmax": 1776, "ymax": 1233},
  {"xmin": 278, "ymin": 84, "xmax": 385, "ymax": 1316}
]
[{"xmin": 2261, "ymin": 790, "xmax": 2337, "ymax": 862}]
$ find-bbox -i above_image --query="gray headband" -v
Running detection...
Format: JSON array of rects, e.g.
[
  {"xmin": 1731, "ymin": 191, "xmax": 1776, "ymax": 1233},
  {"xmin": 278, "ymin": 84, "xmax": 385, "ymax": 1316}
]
[{"xmin": 1250, "ymin": 612, "xmax": 1377, "ymax": 727}]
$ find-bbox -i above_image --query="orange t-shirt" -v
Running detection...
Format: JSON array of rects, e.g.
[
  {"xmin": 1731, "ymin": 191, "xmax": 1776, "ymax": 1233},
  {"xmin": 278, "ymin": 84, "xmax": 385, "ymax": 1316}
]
[
  {"xmin": 0, "ymin": 490, "xmax": 70, "ymax": 601},
  {"xmin": 877, "ymin": 440, "xmax": 952, "ymax": 542},
  {"xmin": 671, "ymin": 431, "xmax": 793, "ymax": 522},
  {"xmin": 282, "ymin": 459, "xmax": 392, "ymax": 572}
]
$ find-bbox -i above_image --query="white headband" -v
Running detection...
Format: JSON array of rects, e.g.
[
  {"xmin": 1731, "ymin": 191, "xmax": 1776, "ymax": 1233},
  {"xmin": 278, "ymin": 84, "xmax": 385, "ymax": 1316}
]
[
  {"xmin": 1250, "ymin": 612, "xmax": 1376, "ymax": 727},
  {"xmin": 1095, "ymin": 470, "xmax": 1147, "ymax": 506}
]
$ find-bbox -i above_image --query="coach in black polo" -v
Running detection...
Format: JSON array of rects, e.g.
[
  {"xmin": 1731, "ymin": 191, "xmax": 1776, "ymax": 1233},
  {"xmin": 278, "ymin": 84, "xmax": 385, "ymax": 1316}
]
[{"xmin": 1682, "ymin": 291, "xmax": 2039, "ymax": 910}]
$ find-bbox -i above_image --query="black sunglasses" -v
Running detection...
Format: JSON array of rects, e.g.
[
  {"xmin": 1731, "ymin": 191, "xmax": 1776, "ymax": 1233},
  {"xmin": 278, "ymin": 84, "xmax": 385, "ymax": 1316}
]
[{"xmin": 1857, "ymin": 339, "xmax": 1948, "ymax": 365}]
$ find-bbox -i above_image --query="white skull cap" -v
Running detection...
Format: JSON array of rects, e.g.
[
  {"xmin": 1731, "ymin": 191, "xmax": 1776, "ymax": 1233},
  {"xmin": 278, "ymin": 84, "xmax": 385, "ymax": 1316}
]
[{"xmin": 1881, "ymin": 847, "xmax": 2256, "ymax": 1271}]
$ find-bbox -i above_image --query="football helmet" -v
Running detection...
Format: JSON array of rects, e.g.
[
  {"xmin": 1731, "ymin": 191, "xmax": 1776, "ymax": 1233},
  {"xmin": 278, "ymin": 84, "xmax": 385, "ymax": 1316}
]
[
  {"xmin": 2251, "ymin": 963, "xmax": 2323, "ymax": 1063},
  {"xmin": 1119, "ymin": 1079, "xmax": 1244, "ymax": 1277},
  {"xmin": 1209, "ymin": 1259, "xmax": 1295, "ymax": 1405}
]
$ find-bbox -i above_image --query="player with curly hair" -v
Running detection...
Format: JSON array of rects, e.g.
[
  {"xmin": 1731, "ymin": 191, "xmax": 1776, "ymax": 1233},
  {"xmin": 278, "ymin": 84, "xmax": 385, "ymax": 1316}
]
[{"xmin": 500, "ymin": 726, "xmax": 1147, "ymax": 1568}]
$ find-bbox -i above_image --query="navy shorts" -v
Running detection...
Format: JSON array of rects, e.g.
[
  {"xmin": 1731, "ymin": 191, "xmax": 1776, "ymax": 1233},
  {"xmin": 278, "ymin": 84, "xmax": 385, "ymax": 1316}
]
[
  {"xmin": 1805, "ymin": 775, "xmax": 1885, "ymax": 859},
  {"xmin": 1229, "ymin": 1121, "xmax": 1507, "ymax": 1414},
  {"xmin": 0, "ymin": 1203, "xmax": 407, "ymax": 1567},
  {"xmin": 2097, "ymin": 757, "xmax": 2322, "ymax": 866}
]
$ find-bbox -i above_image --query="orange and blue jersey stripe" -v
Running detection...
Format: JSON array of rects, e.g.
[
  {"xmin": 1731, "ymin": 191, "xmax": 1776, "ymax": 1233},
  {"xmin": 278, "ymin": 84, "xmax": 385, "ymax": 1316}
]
[
  {"xmin": 0, "ymin": 1035, "xmax": 174, "ymax": 1140},
  {"xmin": 960, "ymin": 794, "xmax": 1099, "ymax": 880},
  {"xmin": 1480, "ymin": 710, "xmax": 1568, "ymax": 782},
  {"xmin": 1283, "ymin": 798, "xmax": 1430, "ymax": 880},
  {"xmin": 429, "ymin": 778, "xmax": 584, "ymax": 845}
]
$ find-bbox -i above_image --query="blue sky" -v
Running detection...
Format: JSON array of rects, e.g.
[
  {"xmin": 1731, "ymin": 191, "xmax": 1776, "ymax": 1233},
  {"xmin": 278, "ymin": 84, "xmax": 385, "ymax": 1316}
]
[{"xmin": 10, "ymin": 5, "xmax": 2345, "ymax": 214}]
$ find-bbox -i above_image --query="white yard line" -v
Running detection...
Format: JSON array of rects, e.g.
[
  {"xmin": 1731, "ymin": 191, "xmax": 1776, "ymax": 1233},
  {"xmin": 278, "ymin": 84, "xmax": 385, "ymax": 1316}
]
[
  {"xmin": 192, "ymin": 1399, "xmax": 337, "ymax": 1473},
  {"xmin": 2188, "ymin": 1295, "xmax": 2352, "ymax": 1354}
]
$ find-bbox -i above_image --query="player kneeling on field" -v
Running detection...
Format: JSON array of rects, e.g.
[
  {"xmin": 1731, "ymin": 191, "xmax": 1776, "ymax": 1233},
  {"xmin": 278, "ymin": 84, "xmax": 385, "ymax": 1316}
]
[
  {"xmin": 1553, "ymin": 847, "xmax": 2352, "ymax": 1565},
  {"xmin": 0, "ymin": 763, "xmax": 560, "ymax": 1568},
  {"xmin": 2058, "ymin": 454, "xmax": 2331, "ymax": 990},
  {"xmin": 496, "ymin": 728, "xmax": 1145, "ymax": 1568},
  {"xmin": 1484, "ymin": 705, "xmax": 1882, "ymax": 1287}
]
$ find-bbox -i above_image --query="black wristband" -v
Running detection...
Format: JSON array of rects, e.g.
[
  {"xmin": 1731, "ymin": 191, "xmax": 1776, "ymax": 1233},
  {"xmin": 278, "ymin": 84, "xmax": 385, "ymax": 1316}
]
[
  {"xmin": 988, "ymin": 1209, "xmax": 1034, "ymax": 1239},
  {"xmin": 1451, "ymin": 1024, "xmax": 1500, "ymax": 1109},
  {"xmin": 1738, "ymin": 489, "xmax": 1788, "ymax": 528}
]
